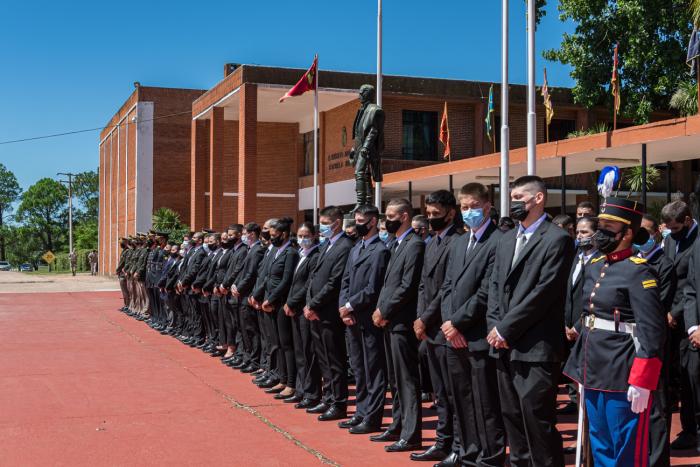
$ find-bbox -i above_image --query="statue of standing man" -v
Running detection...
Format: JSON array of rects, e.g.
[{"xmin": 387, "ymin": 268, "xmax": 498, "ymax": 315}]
[{"xmin": 349, "ymin": 84, "xmax": 384, "ymax": 212}]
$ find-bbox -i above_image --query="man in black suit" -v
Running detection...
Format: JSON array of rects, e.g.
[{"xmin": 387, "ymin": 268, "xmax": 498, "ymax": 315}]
[
  {"xmin": 192, "ymin": 233, "xmax": 220, "ymax": 352},
  {"xmin": 339, "ymin": 204, "xmax": 390, "ymax": 434},
  {"xmin": 231, "ymin": 223, "xmax": 265, "ymax": 373},
  {"xmin": 663, "ymin": 200, "xmax": 700, "ymax": 451},
  {"xmin": 441, "ymin": 183, "xmax": 504, "ymax": 467},
  {"xmin": 218, "ymin": 224, "xmax": 247, "ymax": 365},
  {"xmin": 304, "ymin": 206, "xmax": 354, "ymax": 421},
  {"xmin": 178, "ymin": 231, "xmax": 207, "ymax": 346},
  {"xmin": 486, "ymin": 175, "xmax": 574, "ymax": 467},
  {"xmin": 410, "ymin": 190, "xmax": 460, "ymax": 463},
  {"xmin": 370, "ymin": 198, "xmax": 425, "ymax": 453}
]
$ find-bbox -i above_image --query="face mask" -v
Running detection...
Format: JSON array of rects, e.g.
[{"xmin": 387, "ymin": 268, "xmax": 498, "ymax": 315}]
[
  {"xmin": 202, "ymin": 244, "xmax": 210, "ymax": 253},
  {"xmin": 661, "ymin": 228, "xmax": 671, "ymax": 239},
  {"xmin": 261, "ymin": 230, "xmax": 271, "ymax": 241},
  {"xmin": 299, "ymin": 238, "xmax": 313, "ymax": 249},
  {"xmin": 270, "ymin": 235, "xmax": 284, "ymax": 247},
  {"xmin": 319, "ymin": 222, "xmax": 335, "ymax": 238},
  {"xmin": 634, "ymin": 236, "xmax": 656, "ymax": 254},
  {"xmin": 190, "ymin": 239, "xmax": 197, "ymax": 246},
  {"xmin": 210, "ymin": 244, "xmax": 219, "ymax": 251},
  {"xmin": 428, "ymin": 215, "xmax": 449, "ymax": 232},
  {"xmin": 510, "ymin": 200, "xmax": 529, "ymax": 222},
  {"xmin": 347, "ymin": 232, "xmax": 358, "ymax": 241},
  {"xmin": 379, "ymin": 231, "xmax": 390, "ymax": 243},
  {"xmin": 241, "ymin": 235, "xmax": 250, "ymax": 246},
  {"xmin": 170, "ymin": 252, "xmax": 179, "ymax": 258},
  {"xmin": 319, "ymin": 236, "xmax": 328, "ymax": 244},
  {"xmin": 593, "ymin": 228, "xmax": 623, "ymax": 254},
  {"xmin": 577, "ymin": 236, "xmax": 594, "ymax": 251},
  {"xmin": 385, "ymin": 218, "xmax": 402, "ymax": 234},
  {"xmin": 355, "ymin": 220, "xmax": 371, "ymax": 237},
  {"xmin": 462, "ymin": 208, "xmax": 485, "ymax": 230},
  {"xmin": 671, "ymin": 226, "xmax": 689, "ymax": 241}
]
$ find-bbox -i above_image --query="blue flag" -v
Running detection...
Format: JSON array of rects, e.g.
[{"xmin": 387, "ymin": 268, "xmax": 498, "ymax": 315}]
[{"xmin": 485, "ymin": 84, "xmax": 494, "ymax": 141}]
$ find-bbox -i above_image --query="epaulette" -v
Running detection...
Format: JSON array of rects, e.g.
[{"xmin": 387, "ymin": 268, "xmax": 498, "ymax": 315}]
[
  {"xmin": 591, "ymin": 256, "xmax": 606, "ymax": 263},
  {"xmin": 629, "ymin": 256, "xmax": 647, "ymax": 264}
]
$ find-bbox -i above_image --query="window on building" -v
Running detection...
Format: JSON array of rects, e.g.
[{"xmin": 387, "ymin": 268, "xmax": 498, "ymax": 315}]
[
  {"xmin": 402, "ymin": 110, "xmax": 438, "ymax": 161},
  {"xmin": 302, "ymin": 131, "xmax": 318, "ymax": 176},
  {"xmin": 548, "ymin": 119, "xmax": 577, "ymax": 142}
]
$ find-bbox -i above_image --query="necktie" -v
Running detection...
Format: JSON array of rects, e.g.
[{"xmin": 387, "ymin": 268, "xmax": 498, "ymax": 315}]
[
  {"xmin": 572, "ymin": 255, "xmax": 584, "ymax": 284},
  {"xmin": 467, "ymin": 234, "xmax": 475, "ymax": 252},
  {"xmin": 511, "ymin": 233, "xmax": 528, "ymax": 269}
]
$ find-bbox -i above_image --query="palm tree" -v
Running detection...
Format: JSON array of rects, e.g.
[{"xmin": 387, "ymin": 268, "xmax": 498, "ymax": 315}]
[
  {"xmin": 152, "ymin": 207, "xmax": 185, "ymax": 232},
  {"xmin": 670, "ymin": 80, "xmax": 698, "ymax": 116},
  {"xmin": 693, "ymin": 0, "xmax": 700, "ymax": 27},
  {"xmin": 624, "ymin": 165, "xmax": 660, "ymax": 199}
]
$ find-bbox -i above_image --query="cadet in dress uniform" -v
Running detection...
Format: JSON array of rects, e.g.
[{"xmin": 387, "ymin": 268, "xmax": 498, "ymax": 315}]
[
  {"xmin": 564, "ymin": 197, "xmax": 666, "ymax": 467},
  {"xmin": 116, "ymin": 238, "xmax": 131, "ymax": 311}
]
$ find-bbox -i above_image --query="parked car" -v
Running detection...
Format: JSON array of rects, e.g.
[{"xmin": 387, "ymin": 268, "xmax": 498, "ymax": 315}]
[
  {"xmin": 0, "ymin": 261, "xmax": 11, "ymax": 271},
  {"xmin": 19, "ymin": 263, "xmax": 32, "ymax": 272}
]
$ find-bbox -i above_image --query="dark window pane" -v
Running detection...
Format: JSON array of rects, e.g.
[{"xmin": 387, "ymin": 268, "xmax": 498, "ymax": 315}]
[
  {"xmin": 548, "ymin": 119, "xmax": 576, "ymax": 142},
  {"xmin": 402, "ymin": 110, "xmax": 438, "ymax": 161},
  {"xmin": 302, "ymin": 130, "xmax": 318, "ymax": 176}
]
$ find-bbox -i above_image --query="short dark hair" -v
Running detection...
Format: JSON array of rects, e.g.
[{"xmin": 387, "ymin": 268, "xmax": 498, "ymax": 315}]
[
  {"xmin": 387, "ymin": 198, "xmax": 412, "ymax": 215},
  {"xmin": 319, "ymin": 205, "xmax": 344, "ymax": 221},
  {"xmin": 642, "ymin": 214, "xmax": 659, "ymax": 231},
  {"xmin": 459, "ymin": 183, "xmax": 489, "ymax": 202},
  {"xmin": 661, "ymin": 200, "xmax": 692, "ymax": 224},
  {"xmin": 227, "ymin": 224, "xmax": 244, "ymax": 233},
  {"xmin": 425, "ymin": 189, "xmax": 457, "ymax": 210},
  {"xmin": 271, "ymin": 217, "xmax": 294, "ymax": 234},
  {"xmin": 299, "ymin": 221, "xmax": 316, "ymax": 235},
  {"xmin": 355, "ymin": 204, "xmax": 380, "ymax": 219},
  {"xmin": 243, "ymin": 222, "xmax": 260, "ymax": 235},
  {"xmin": 344, "ymin": 220, "xmax": 356, "ymax": 228},
  {"xmin": 577, "ymin": 201, "xmax": 595, "ymax": 211},
  {"xmin": 552, "ymin": 214, "xmax": 574, "ymax": 228},
  {"xmin": 512, "ymin": 175, "xmax": 547, "ymax": 201},
  {"xmin": 577, "ymin": 215, "xmax": 598, "ymax": 231}
]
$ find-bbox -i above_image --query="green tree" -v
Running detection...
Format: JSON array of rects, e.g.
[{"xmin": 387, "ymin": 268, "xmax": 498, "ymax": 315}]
[
  {"xmin": 152, "ymin": 207, "xmax": 189, "ymax": 240},
  {"xmin": 3, "ymin": 225, "xmax": 43, "ymax": 269},
  {"xmin": 670, "ymin": 80, "xmax": 698, "ymax": 116},
  {"xmin": 73, "ymin": 170, "xmax": 99, "ymax": 221},
  {"xmin": 0, "ymin": 163, "xmax": 21, "ymax": 261},
  {"xmin": 74, "ymin": 219, "xmax": 98, "ymax": 250},
  {"xmin": 544, "ymin": 0, "xmax": 693, "ymax": 123},
  {"xmin": 625, "ymin": 165, "xmax": 661, "ymax": 199},
  {"xmin": 16, "ymin": 178, "xmax": 67, "ymax": 252}
]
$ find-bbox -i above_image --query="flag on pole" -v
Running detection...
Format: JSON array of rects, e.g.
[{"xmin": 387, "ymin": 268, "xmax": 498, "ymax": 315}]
[
  {"xmin": 542, "ymin": 68, "xmax": 554, "ymax": 126},
  {"xmin": 279, "ymin": 55, "xmax": 318, "ymax": 102},
  {"xmin": 611, "ymin": 44, "xmax": 621, "ymax": 115},
  {"xmin": 439, "ymin": 102, "xmax": 451, "ymax": 160},
  {"xmin": 485, "ymin": 84, "xmax": 494, "ymax": 141}
]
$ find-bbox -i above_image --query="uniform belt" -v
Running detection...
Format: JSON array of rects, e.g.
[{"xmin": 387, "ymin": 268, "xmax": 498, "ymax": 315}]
[{"xmin": 583, "ymin": 315, "xmax": 636, "ymax": 335}]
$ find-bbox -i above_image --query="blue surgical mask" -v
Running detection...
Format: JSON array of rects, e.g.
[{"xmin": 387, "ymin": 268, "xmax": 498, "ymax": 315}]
[
  {"xmin": 319, "ymin": 236, "xmax": 327, "ymax": 245},
  {"xmin": 319, "ymin": 223, "xmax": 334, "ymax": 238},
  {"xmin": 661, "ymin": 229, "xmax": 671, "ymax": 239},
  {"xmin": 379, "ymin": 231, "xmax": 390, "ymax": 243},
  {"xmin": 241, "ymin": 234, "xmax": 250, "ymax": 246},
  {"xmin": 299, "ymin": 238, "xmax": 313, "ymax": 249},
  {"xmin": 634, "ymin": 237, "xmax": 656, "ymax": 254},
  {"xmin": 462, "ymin": 208, "xmax": 485, "ymax": 230}
]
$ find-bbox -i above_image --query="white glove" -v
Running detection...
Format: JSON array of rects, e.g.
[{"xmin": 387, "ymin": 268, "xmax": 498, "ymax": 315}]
[{"xmin": 626, "ymin": 385, "xmax": 651, "ymax": 414}]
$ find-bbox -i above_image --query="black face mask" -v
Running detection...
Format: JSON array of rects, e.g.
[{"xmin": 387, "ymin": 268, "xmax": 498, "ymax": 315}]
[
  {"xmin": 270, "ymin": 235, "xmax": 284, "ymax": 247},
  {"xmin": 578, "ymin": 236, "xmax": 594, "ymax": 251},
  {"xmin": 671, "ymin": 226, "xmax": 689, "ymax": 241},
  {"xmin": 261, "ymin": 230, "xmax": 271, "ymax": 241},
  {"xmin": 170, "ymin": 252, "xmax": 179, "ymax": 258},
  {"xmin": 385, "ymin": 218, "xmax": 402, "ymax": 234},
  {"xmin": 209, "ymin": 244, "xmax": 218, "ymax": 252},
  {"xmin": 355, "ymin": 220, "xmax": 371, "ymax": 237},
  {"xmin": 428, "ymin": 215, "xmax": 449, "ymax": 232},
  {"xmin": 510, "ymin": 201, "xmax": 529, "ymax": 222},
  {"xmin": 593, "ymin": 228, "xmax": 623, "ymax": 254}
]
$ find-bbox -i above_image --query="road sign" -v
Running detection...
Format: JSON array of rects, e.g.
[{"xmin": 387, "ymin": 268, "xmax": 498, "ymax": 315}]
[{"xmin": 42, "ymin": 251, "xmax": 56, "ymax": 264}]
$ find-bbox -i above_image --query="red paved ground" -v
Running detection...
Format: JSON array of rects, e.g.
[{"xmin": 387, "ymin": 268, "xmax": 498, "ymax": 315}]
[{"xmin": 0, "ymin": 291, "xmax": 699, "ymax": 466}]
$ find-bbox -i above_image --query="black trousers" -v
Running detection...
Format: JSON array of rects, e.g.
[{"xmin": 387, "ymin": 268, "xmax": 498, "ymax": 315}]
[
  {"xmin": 277, "ymin": 308, "xmax": 296, "ymax": 387},
  {"xmin": 291, "ymin": 313, "xmax": 321, "ymax": 400},
  {"xmin": 263, "ymin": 309, "xmax": 282, "ymax": 381},
  {"xmin": 346, "ymin": 322, "xmax": 387, "ymax": 425},
  {"xmin": 496, "ymin": 357, "xmax": 563, "ymax": 467},
  {"xmin": 680, "ymin": 345, "xmax": 700, "ymax": 445},
  {"xmin": 240, "ymin": 302, "xmax": 261, "ymax": 367},
  {"xmin": 425, "ymin": 341, "xmax": 454, "ymax": 450},
  {"xmin": 219, "ymin": 298, "xmax": 238, "ymax": 347},
  {"xmin": 385, "ymin": 329, "xmax": 422, "ymax": 444},
  {"xmin": 312, "ymin": 318, "xmax": 348, "ymax": 407},
  {"xmin": 188, "ymin": 293, "xmax": 203, "ymax": 339}
]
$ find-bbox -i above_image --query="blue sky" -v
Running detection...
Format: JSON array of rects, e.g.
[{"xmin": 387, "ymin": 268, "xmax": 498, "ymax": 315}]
[{"xmin": 0, "ymin": 0, "xmax": 573, "ymax": 191}]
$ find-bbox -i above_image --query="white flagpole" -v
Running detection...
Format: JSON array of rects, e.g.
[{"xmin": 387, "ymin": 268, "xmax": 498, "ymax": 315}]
[
  {"xmin": 313, "ymin": 57, "xmax": 319, "ymax": 225},
  {"xmin": 375, "ymin": 0, "xmax": 383, "ymax": 212},
  {"xmin": 500, "ymin": 0, "xmax": 510, "ymax": 217},
  {"xmin": 526, "ymin": 0, "xmax": 536, "ymax": 175}
]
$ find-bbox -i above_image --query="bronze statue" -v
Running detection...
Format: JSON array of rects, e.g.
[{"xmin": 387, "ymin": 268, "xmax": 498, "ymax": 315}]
[{"xmin": 349, "ymin": 84, "xmax": 384, "ymax": 212}]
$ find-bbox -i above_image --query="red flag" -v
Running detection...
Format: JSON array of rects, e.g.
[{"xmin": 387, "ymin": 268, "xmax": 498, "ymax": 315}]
[
  {"xmin": 439, "ymin": 102, "xmax": 451, "ymax": 160},
  {"xmin": 611, "ymin": 44, "xmax": 621, "ymax": 115},
  {"xmin": 279, "ymin": 55, "xmax": 318, "ymax": 102}
]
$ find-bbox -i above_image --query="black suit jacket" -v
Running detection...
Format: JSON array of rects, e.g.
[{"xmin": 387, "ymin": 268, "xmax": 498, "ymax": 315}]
[
  {"xmin": 418, "ymin": 226, "xmax": 460, "ymax": 341},
  {"xmin": 487, "ymin": 219, "xmax": 575, "ymax": 362},
  {"xmin": 252, "ymin": 246, "xmax": 276, "ymax": 303},
  {"xmin": 645, "ymin": 247, "xmax": 676, "ymax": 314},
  {"xmin": 306, "ymin": 235, "xmax": 354, "ymax": 322},
  {"xmin": 164, "ymin": 258, "xmax": 182, "ymax": 291},
  {"xmin": 564, "ymin": 250, "xmax": 605, "ymax": 331},
  {"xmin": 235, "ymin": 243, "xmax": 265, "ymax": 298},
  {"xmin": 222, "ymin": 244, "xmax": 248, "ymax": 289},
  {"xmin": 203, "ymin": 249, "xmax": 225, "ymax": 293},
  {"xmin": 264, "ymin": 246, "xmax": 300, "ymax": 307},
  {"xmin": 339, "ymin": 236, "xmax": 390, "ymax": 327},
  {"xmin": 377, "ymin": 230, "xmax": 425, "ymax": 332},
  {"xmin": 180, "ymin": 246, "xmax": 206, "ymax": 287},
  {"xmin": 441, "ymin": 222, "xmax": 501, "ymax": 351},
  {"xmin": 286, "ymin": 247, "xmax": 320, "ymax": 312},
  {"xmin": 665, "ymin": 226, "xmax": 698, "ymax": 323},
  {"xmin": 683, "ymin": 239, "xmax": 700, "ymax": 349}
]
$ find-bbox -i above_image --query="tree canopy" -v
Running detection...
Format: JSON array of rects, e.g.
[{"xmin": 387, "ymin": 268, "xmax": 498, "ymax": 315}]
[{"xmin": 16, "ymin": 178, "xmax": 67, "ymax": 252}]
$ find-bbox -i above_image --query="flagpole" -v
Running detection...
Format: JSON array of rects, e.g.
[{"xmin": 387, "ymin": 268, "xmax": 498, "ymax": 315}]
[
  {"xmin": 375, "ymin": 0, "xmax": 383, "ymax": 212},
  {"xmin": 313, "ymin": 57, "xmax": 319, "ymax": 225},
  {"xmin": 500, "ymin": 0, "xmax": 510, "ymax": 217},
  {"xmin": 526, "ymin": 0, "xmax": 536, "ymax": 175}
]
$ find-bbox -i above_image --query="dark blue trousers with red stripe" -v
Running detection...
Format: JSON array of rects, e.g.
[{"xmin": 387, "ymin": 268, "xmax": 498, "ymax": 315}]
[{"xmin": 585, "ymin": 389, "xmax": 651, "ymax": 467}]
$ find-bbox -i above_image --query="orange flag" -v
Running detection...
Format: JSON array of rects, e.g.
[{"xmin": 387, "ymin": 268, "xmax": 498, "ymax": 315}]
[
  {"xmin": 439, "ymin": 102, "xmax": 451, "ymax": 160},
  {"xmin": 279, "ymin": 55, "xmax": 318, "ymax": 102}
]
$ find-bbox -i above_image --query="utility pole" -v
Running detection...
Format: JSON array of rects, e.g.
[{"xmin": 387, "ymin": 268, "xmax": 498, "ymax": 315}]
[{"xmin": 57, "ymin": 172, "xmax": 76, "ymax": 255}]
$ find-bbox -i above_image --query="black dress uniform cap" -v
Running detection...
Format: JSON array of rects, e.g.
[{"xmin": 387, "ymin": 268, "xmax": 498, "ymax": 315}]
[
  {"xmin": 202, "ymin": 228, "xmax": 215, "ymax": 234},
  {"xmin": 599, "ymin": 197, "xmax": 649, "ymax": 245}
]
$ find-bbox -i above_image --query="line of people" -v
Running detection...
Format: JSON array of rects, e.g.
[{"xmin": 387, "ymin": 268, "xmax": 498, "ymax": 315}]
[{"xmin": 115, "ymin": 175, "xmax": 700, "ymax": 467}]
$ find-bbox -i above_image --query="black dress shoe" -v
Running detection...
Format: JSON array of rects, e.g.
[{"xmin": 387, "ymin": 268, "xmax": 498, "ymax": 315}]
[
  {"xmin": 318, "ymin": 406, "xmax": 347, "ymax": 421},
  {"xmin": 232, "ymin": 360, "xmax": 248, "ymax": 369},
  {"xmin": 338, "ymin": 415, "xmax": 363, "ymax": 429},
  {"xmin": 349, "ymin": 421, "xmax": 382, "ymax": 434},
  {"xmin": 671, "ymin": 431, "xmax": 698, "ymax": 450},
  {"xmin": 295, "ymin": 398, "xmax": 318, "ymax": 409},
  {"xmin": 410, "ymin": 445, "xmax": 449, "ymax": 462},
  {"xmin": 306, "ymin": 402, "xmax": 329, "ymax": 414},
  {"xmin": 370, "ymin": 430, "xmax": 401, "ymax": 443},
  {"xmin": 433, "ymin": 452, "xmax": 458, "ymax": 467},
  {"xmin": 240, "ymin": 364, "xmax": 257, "ymax": 373},
  {"xmin": 284, "ymin": 394, "xmax": 303, "ymax": 404},
  {"xmin": 253, "ymin": 373, "xmax": 270, "ymax": 384},
  {"xmin": 385, "ymin": 439, "xmax": 421, "ymax": 452},
  {"xmin": 265, "ymin": 385, "xmax": 285, "ymax": 394},
  {"xmin": 258, "ymin": 378, "xmax": 280, "ymax": 389}
]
